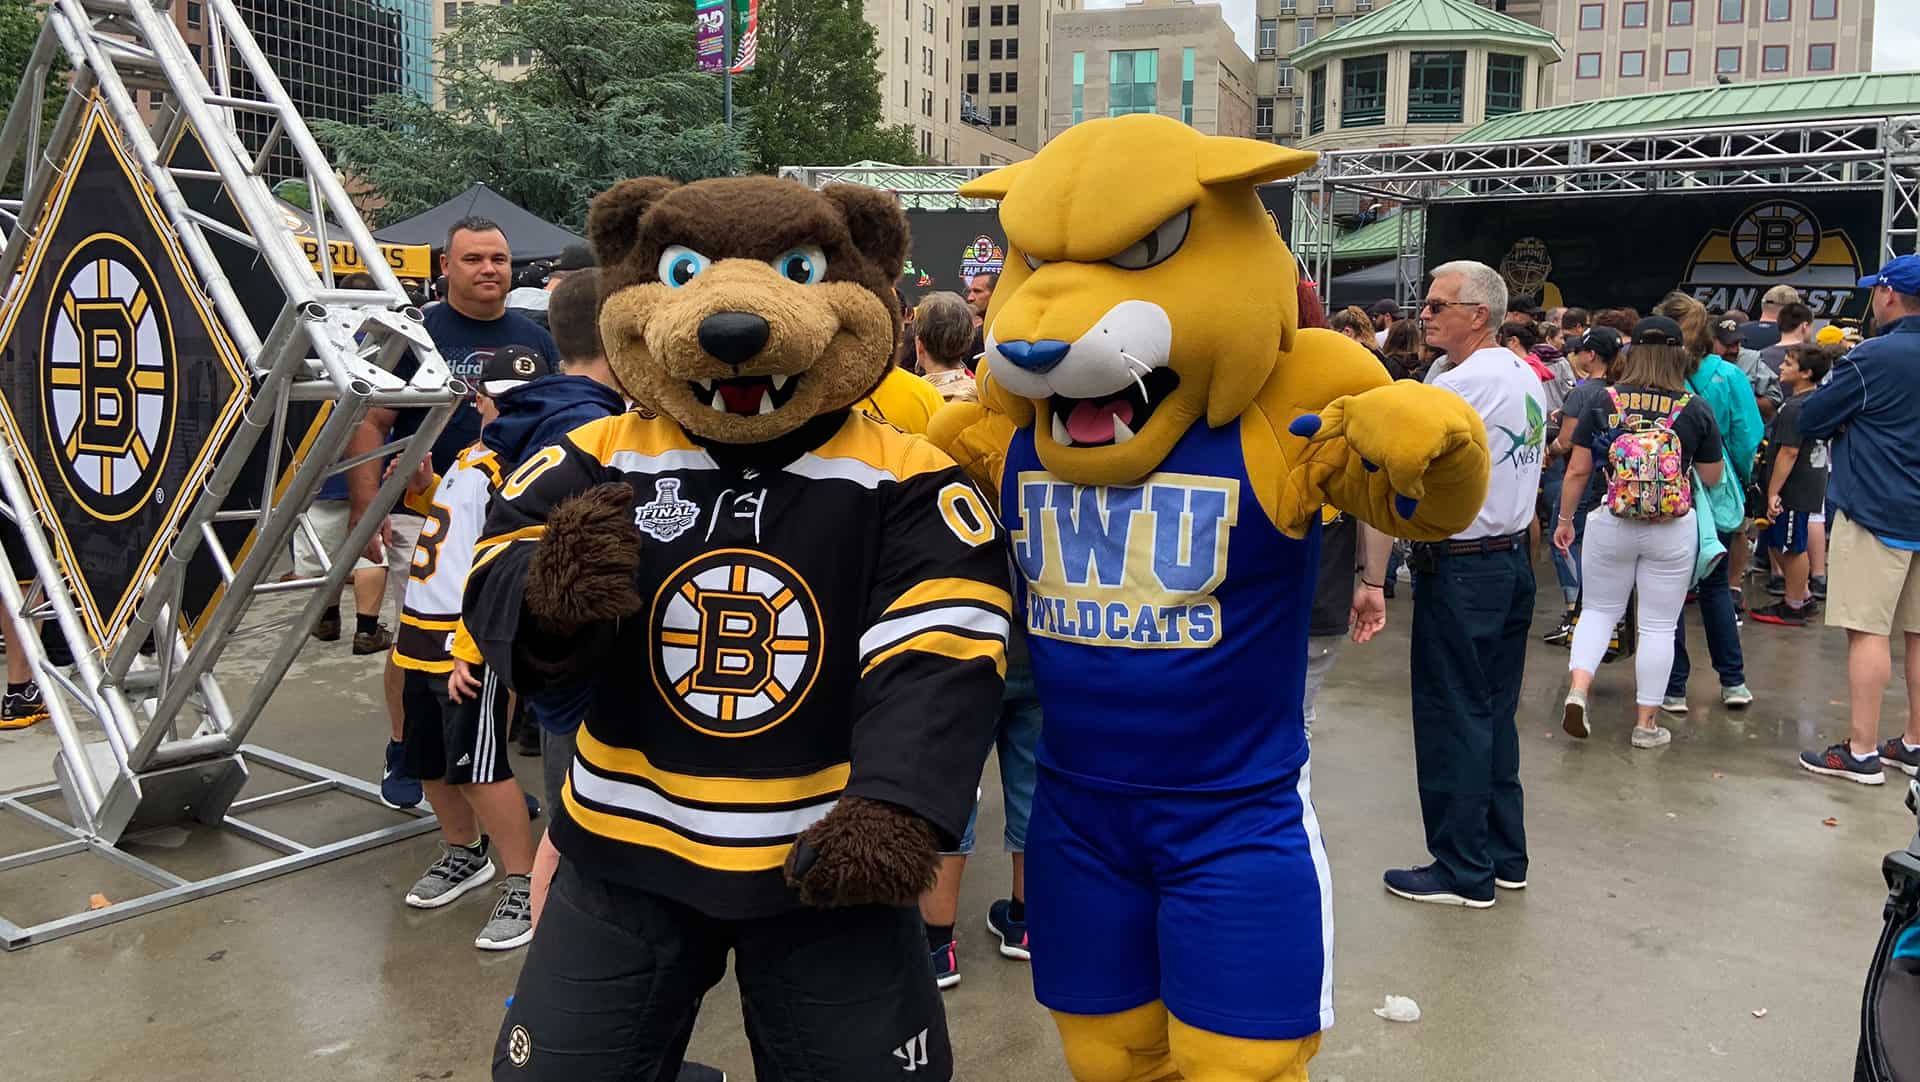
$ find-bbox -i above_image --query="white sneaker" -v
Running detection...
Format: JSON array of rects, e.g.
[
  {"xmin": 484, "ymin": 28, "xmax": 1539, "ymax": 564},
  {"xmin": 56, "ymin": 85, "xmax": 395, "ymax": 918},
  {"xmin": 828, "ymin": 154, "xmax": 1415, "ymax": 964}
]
[
  {"xmin": 1632, "ymin": 725, "xmax": 1673, "ymax": 749},
  {"xmin": 1562, "ymin": 688, "xmax": 1589, "ymax": 739},
  {"xmin": 1660, "ymin": 695, "xmax": 1689, "ymax": 715}
]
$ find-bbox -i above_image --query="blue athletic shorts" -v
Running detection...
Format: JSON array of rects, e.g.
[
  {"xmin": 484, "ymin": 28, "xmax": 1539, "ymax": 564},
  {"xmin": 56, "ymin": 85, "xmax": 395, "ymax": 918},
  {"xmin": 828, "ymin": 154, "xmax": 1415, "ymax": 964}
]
[
  {"xmin": 1767, "ymin": 511, "xmax": 1811, "ymax": 555},
  {"xmin": 1026, "ymin": 763, "xmax": 1335, "ymax": 1041}
]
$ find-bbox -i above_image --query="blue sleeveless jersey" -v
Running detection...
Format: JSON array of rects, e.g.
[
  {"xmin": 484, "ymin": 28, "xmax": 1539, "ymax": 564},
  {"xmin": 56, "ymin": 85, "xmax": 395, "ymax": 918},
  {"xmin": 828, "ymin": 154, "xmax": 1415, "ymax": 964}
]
[{"xmin": 1001, "ymin": 419, "xmax": 1320, "ymax": 791}]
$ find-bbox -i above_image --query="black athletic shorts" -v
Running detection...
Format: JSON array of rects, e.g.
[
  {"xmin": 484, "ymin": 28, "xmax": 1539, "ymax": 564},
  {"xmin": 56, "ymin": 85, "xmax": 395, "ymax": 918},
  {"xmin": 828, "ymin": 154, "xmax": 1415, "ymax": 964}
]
[
  {"xmin": 493, "ymin": 863, "xmax": 953, "ymax": 1080},
  {"xmin": 399, "ymin": 666, "xmax": 514, "ymax": 785}
]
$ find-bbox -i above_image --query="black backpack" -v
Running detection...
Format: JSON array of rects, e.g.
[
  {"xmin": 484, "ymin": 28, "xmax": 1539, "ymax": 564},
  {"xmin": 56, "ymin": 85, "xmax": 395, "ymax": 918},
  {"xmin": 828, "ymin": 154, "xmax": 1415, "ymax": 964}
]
[{"xmin": 1858, "ymin": 781, "xmax": 1920, "ymax": 1081}]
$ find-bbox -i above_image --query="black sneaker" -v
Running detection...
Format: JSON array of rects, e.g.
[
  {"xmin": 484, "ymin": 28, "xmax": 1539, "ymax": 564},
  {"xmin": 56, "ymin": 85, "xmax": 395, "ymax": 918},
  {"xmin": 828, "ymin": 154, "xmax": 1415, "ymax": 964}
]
[
  {"xmin": 1810, "ymin": 575, "xmax": 1828, "ymax": 601},
  {"xmin": 0, "ymin": 681, "xmax": 49, "ymax": 730},
  {"xmin": 1749, "ymin": 600, "xmax": 1808, "ymax": 627},
  {"xmin": 677, "ymin": 1064, "xmax": 727, "ymax": 1082},
  {"xmin": 1766, "ymin": 574, "xmax": 1787, "ymax": 596},
  {"xmin": 1542, "ymin": 611, "xmax": 1575, "ymax": 646},
  {"xmin": 1798, "ymin": 743, "xmax": 1886, "ymax": 786},
  {"xmin": 1383, "ymin": 864, "xmax": 1494, "ymax": 908},
  {"xmin": 1880, "ymin": 738, "xmax": 1920, "ymax": 778}
]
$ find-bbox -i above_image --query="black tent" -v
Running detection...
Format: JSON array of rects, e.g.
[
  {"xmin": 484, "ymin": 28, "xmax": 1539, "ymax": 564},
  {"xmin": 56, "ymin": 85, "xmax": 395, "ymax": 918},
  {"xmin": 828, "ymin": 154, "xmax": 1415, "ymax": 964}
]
[
  {"xmin": 374, "ymin": 183, "xmax": 585, "ymax": 262},
  {"xmin": 1324, "ymin": 260, "xmax": 1400, "ymax": 311}
]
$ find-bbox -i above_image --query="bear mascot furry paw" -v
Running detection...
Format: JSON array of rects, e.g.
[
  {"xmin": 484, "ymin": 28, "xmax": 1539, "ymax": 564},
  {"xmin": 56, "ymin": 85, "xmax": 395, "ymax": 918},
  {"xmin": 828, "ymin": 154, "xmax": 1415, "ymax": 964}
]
[
  {"xmin": 468, "ymin": 176, "xmax": 1010, "ymax": 1081},
  {"xmin": 929, "ymin": 114, "xmax": 1491, "ymax": 1081}
]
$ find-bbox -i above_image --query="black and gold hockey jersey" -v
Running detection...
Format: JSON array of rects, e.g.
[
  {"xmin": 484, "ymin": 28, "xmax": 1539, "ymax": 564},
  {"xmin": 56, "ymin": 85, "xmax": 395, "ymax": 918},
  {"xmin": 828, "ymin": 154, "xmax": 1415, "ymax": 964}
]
[
  {"xmin": 463, "ymin": 410, "xmax": 1012, "ymax": 919},
  {"xmin": 394, "ymin": 445, "xmax": 503, "ymax": 674}
]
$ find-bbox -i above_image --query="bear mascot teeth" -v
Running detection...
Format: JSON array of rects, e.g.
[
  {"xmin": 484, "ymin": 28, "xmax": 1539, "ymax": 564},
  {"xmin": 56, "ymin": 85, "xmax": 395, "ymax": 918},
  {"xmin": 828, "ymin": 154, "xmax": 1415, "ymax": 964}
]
[
  {"xmin": 928, "ymin": 114, "xmax": 1492, "ymax": 1081},
  {"xmin": 467, "ymin": 176, "xmax": 1009, "ymax": 1081}
]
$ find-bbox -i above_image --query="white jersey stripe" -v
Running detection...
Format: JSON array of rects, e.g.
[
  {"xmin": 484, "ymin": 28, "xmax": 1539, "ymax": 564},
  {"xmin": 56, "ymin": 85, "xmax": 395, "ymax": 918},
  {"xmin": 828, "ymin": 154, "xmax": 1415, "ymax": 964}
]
[
  {"xmin": 606, "ymin": 449, "xmax": 719, "ymax": 475},
  {"xmin": 1296, "ymin": 759, "xmax": 1336, "ymax": 1032},
  {"xmin": 783, "ymin": 454, "xmax": 901, "ymax": 489},
  {"xmin": 859, "ymin": 606, "xmax": 1010, "ymax": 661},
  {"xmin": 568, "ymin": 762, "xmax": 839, "ymax": 840}
]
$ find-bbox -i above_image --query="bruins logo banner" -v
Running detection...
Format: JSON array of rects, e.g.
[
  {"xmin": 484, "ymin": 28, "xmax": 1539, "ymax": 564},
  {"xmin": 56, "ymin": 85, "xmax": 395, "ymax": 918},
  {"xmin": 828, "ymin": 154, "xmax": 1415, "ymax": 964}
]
[
  {"xmin": 0, "ymin": 101, "xmax": 250, "ymax": 647},
  {"xmin": 1423, "ymin": 190, "xmax": 1877, "ymax": 321}
]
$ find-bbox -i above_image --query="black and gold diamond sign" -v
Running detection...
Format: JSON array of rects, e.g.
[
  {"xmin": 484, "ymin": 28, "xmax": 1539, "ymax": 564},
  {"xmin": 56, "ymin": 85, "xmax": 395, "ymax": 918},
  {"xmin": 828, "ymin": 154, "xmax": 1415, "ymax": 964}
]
[{"xmin": 0, "ymin": 99, "xmax": 250, "ymax": 648}]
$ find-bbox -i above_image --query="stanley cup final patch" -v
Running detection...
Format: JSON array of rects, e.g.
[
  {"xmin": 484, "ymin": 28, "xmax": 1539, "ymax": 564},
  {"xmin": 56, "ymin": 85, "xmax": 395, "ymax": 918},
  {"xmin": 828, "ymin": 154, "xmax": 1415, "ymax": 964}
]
[{"xmin": 634, "ymin": 478, "xmax": 701, "ymax": 542}]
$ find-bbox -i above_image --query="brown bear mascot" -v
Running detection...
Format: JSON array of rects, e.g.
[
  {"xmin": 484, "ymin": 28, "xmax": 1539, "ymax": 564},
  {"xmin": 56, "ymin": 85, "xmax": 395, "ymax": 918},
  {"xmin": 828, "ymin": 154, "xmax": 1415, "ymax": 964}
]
[{"xmin": 466, "ymin": 176, "xmax": 1010, "ymax": 1080}]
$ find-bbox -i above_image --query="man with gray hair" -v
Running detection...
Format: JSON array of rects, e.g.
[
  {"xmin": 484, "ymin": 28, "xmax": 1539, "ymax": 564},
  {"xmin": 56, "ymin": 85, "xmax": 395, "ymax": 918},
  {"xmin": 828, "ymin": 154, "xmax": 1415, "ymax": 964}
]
[
  {"xmin": 1740, "ymin": 283, "xmax": 1801, "ymax": 352},
  {"xmin": 1387, "ymin": 259, "xmax": 1544, "ymax": 909}
]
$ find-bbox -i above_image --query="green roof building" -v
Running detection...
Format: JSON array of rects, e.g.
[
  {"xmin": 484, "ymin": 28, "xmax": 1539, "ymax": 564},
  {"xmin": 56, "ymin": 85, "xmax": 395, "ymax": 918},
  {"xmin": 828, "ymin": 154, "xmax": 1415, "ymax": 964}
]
[{"xmin": 1287, "ymin": 0, "xmax": 1563, "ymax": 149}]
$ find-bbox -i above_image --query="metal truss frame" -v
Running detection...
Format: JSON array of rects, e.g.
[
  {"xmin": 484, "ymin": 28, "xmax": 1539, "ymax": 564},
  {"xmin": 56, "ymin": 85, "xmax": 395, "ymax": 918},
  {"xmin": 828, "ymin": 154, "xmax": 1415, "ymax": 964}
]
[
  {"xmin": 0, "ymin": 0, "xmax": 459, "ymax": 944},
  {"xmin": 1290, "ymin": 115, "xmax": 1920, "ymax": 308},
  {"xmin": 777, "ymin": 164, "xmax": 1004, "ymax": 209}
]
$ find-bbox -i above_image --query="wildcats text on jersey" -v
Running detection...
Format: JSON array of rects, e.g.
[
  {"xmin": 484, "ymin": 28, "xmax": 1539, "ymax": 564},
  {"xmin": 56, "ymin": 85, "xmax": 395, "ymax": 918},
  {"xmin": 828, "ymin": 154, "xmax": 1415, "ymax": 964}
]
[{"xmin": 1009, "ymin": 470, "xmax": 1237, "ymax": 649}]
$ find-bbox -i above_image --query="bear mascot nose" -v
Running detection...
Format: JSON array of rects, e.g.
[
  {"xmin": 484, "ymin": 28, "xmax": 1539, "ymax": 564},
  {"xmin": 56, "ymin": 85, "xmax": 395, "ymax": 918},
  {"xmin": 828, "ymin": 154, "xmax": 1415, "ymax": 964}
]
[
  {"xmin": 698, "ymin": 312, "xmax": 772, "ymax": 366},
  {"xmin": 997, "ymin": 339, "xmax": 1071, "ymax": 374}
]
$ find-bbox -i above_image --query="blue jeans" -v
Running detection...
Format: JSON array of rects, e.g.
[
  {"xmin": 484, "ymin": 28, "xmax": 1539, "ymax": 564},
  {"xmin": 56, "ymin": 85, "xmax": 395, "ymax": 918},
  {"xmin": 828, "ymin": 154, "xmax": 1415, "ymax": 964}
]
[
  {"xmin": 1410, "ymin": 546, "xmax": 1532, "ymax": 895},
  {"xmin": 945, "ymin": 661, "xmax": 1043, "ymax": 856},
  {"xmin": 1666, "ymin": 532, "xmax": 1746, "ymax": 695},
  {"xmin": 1544, "ymin": 458, "xmax": 1581, "ymax": 605}
]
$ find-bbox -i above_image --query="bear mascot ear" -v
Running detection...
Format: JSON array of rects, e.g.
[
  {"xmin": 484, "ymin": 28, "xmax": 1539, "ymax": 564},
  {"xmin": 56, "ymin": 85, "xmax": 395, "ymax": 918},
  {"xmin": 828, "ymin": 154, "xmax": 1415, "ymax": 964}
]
[
  {"xmin": 587, "ymin": 178, "xmax": 681, "ymax": 270},
  {"xmin": 820, "ymin": 183, "xmax": 910, "ymax": 282}
]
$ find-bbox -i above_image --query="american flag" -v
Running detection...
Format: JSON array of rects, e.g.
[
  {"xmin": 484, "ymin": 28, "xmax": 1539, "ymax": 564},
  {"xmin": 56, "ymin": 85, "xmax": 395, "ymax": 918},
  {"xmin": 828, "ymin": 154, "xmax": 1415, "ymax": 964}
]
[{"xmin": 729, "ymin": 0, "xmax": 758, "ymax": 72}]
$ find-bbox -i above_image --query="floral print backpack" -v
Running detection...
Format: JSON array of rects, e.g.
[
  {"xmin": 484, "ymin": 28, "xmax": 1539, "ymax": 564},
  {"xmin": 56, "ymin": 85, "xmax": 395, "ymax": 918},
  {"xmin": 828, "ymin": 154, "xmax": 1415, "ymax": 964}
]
[{"xmin": 1603, "ymin": 388, "xmax": 1693, "ymax": 522}]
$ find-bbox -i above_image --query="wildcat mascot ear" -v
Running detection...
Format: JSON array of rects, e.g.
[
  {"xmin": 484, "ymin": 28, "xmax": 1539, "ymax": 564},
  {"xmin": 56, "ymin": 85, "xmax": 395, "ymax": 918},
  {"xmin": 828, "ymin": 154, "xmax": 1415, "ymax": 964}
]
[{"xmin": 588, "ymin": 178, "xmax": 680, "ymax": 269}]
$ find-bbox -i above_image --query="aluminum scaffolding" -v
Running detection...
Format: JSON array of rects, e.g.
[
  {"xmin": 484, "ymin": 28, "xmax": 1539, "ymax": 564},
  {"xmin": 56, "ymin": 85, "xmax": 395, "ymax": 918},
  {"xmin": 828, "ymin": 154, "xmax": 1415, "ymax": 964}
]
[
  {"xmin": 0, "ymin": 0, "xmax": 460, "ymax": 947},
  {"xmin": 1290, "ymin": 115, "xmax": 1920, "ymax": 309}
]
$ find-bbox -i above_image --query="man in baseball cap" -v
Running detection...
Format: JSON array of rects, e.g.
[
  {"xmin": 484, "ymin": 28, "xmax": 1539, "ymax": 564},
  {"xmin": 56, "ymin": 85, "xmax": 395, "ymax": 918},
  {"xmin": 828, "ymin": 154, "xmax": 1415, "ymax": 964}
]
[
  {"xmin": 1711, "ymin": 314, "xmax": 1778, "ymax": 403},
  {"xmin": 1793, "ymin": 252, "xmax": 1920, "ymax": 786},
  {"xmin": 1368, "ymin": 298, "xmax": 1399, "ymax": 346}
]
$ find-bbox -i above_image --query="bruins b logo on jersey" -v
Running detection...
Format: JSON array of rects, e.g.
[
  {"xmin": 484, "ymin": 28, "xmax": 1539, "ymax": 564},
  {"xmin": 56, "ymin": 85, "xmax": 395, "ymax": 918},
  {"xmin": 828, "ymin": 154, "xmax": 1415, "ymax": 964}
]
[
  {"xmin": 40, "ymin": 234, "xmax": 175, "ymax": 522},
  {"xmin": 651, "ymin": 549, "xmax": 823, "ymax": 737}
]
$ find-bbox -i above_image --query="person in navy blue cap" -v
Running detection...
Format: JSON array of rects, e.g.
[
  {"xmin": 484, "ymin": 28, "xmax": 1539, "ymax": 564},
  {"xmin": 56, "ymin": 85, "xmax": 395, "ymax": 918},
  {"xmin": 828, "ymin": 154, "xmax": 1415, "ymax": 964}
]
[{"xmin": 1794, "ymin": 254, "xmax": 1920, "ymax": 785}]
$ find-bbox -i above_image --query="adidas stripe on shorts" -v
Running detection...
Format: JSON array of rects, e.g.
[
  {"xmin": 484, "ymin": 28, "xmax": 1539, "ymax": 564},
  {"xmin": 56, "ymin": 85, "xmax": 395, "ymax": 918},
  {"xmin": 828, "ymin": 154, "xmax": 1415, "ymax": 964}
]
[{"xmin": 399, "ymin": 666, "xmax": 516, "ymax": 785}]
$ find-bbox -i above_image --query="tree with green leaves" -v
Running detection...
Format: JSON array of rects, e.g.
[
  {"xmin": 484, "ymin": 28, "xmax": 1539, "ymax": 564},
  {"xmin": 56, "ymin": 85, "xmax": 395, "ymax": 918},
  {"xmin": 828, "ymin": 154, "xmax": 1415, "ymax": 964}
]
[
  {"xmin": 315, "ymin": 0, "xmax": 745, "ymax": 229},
  {"xmin": 737, "ymin": 0, "xmax": 919, "ymax": 171},
  {"xmin": 1, "ymin": 0, "xmax": 69, "ymax": 199}
]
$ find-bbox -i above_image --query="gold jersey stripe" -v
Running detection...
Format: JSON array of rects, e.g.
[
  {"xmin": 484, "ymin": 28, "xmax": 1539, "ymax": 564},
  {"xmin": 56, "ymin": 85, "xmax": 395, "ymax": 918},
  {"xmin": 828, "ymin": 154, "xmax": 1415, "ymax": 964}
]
[
  {"xmin": 562, "ymin": 779, "xmax": 793, "ymax": 872},
  {"xmin": 574, "ymin": 726, "xmax": 851, "ymax": 805},
  {"xmin": 882, "ymin": 577, "xmax": 1012, "ymax": 618},
  {"xmin": 400, "ymin": 613, "xmax": 459, "ymax": 631},
  {"xmin": 391, "ymin": 652, "xmax": 454, "ymax": 674},
  {"xmin": 574, "ymin": 411, "xmax": 705, "ymax": 461},
  {"xmin": 862, "ymin": 629, "xmax": 1007, "ymax": 678},
  {"xmin": 475, "ymin": 523, "xmax": 547, "ymax": 550}
]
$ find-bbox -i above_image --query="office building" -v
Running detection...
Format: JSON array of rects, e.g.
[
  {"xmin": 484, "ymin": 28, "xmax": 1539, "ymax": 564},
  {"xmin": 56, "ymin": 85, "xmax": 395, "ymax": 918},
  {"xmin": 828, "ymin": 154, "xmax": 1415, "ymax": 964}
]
[
  {"xmin": 1252, "ymin": 0, "xmax": 1400, "ymax": 143},
  {"xmin": 1047, "ymin": 0, "xmax": 1256, "ymax": 142},
  {"xmin": 1287, "ymin": 0, "xmax": 1561, "ymax": 149},
  {"xmin": 868, "ymin": 0, "xmax": 1037, "ymax": 164},
  {"xmin": 1536, "ymin": 0, "xmax": 1875, "ymax": 104}
]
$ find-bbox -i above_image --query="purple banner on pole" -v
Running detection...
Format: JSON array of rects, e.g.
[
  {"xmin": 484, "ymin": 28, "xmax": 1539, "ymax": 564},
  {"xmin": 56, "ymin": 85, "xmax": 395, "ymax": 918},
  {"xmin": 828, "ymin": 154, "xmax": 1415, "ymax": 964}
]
[{"xmin": 695, "ymin": 0, "xmax": 727, "ymax": 74}]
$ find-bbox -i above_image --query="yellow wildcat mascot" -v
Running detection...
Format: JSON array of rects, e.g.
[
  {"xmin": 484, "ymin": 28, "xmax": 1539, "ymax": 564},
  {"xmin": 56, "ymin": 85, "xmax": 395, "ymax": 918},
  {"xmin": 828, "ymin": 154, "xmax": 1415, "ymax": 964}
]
[{"xmin": 929, "ymin": 114, "xmax": 1490, "ymax": 1081}]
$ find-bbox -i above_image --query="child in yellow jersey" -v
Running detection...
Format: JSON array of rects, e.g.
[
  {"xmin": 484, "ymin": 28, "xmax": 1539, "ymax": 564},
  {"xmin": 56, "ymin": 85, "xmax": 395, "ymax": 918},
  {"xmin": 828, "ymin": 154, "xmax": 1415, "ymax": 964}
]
[{"xmin": 391, "ymin": 345, "xmax": 544, "ymax": 951}]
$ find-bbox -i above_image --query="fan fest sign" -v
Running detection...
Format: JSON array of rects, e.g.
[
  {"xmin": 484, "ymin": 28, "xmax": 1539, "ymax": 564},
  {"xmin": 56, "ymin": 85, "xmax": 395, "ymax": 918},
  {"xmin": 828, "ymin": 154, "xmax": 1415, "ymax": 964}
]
[{"xmin": 1424, "ymin": 191, "xmax": 1876, "ymax": 321}]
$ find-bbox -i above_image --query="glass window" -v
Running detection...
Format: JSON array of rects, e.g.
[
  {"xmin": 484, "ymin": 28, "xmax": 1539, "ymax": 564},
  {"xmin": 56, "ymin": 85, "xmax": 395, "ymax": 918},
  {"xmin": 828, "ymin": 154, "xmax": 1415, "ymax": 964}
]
[
  {"xmin": 1342, "ymin": 54, "xmax": 1387, "ymax": 126},
  {"xmin": 990, "ymin": 72, "xmax": 1002, "ymax": 92},
  {"xmin": 1810, "ymin": 0, "xmax": 1835, "ymax": 15},
  {"xmin": 966, "ymin": 73, "xmax": 979, "ymax": 93},
  {"xmin": 1808, "ymin": 42, "xmax": 1835, "ymax": 69},
  {"xmin": 1071, "ymin": 51, "xmax": 1084, "ymax": 123},
  {"xmin": 1297, "ymin": 18, "xmax": 1316, "ymax": 46},
  {"xmin": 1108, "ymin": 49, "xmax": 1159, "ymax": 117},
  {"xmin": 1666, "ymin": 47, "xmax": 1691, "ymax": 73},
  {"xmin": 1407, "ymin": 51, "xmax": 1465, "ymax": 123},
  {"xmin": 1718, "ymin": 0, "xmax": 1742, "ymax": 20},
  {"xmin": 1620, "ymin": 49, "xmax": 1645, "ymax": 76},
  {"xmin": 1766, "ymin": 0, "xmax": 1788, "ymax": 17},
  {"xmin": 1007, "ymin": 6, "xmax": 1019, "ymax": 24},
  {"xmin": 965, "ymin": 39, "xmax": 978, "ymax": 60},
  {"xmin": 1716, "ymin": 45, "xmax": 1741, "ymax": 72},
  {"xmin": 1007, "ymin": 38, "xmax": 1019, "ymax": 58},
  {"xmin": 1007, "ymin": 72, "xmax": 1018, "ymax": 92},
  {"xmin": 1762, "ymin": 44, "xmax": 1788, "ymax": 70},
  {"xmin": 1181, "ymin": 47, "xmax": 1195, "ymax": 125},
  {"xmin": 1256, "ymin": 97, "xmax": 1275, "ymax": 133},
  {"xmin": 990, "ymin": 39, "xmax": 1002, "ymax": 59},
  {"xmin": 1258, "ymin": 18, "xmax": 1278, "ymax": 53},
  {"xmin": 1576, "ymin": 52, "xmax": 1601, "ymax": 78},
  {"xmin": 185, "ymin": 0, "xmax": 201, "ymax": 27},
  {"xmin": 1309, "ymin": 67, "xmax": 1326, "ymax": 133},
  {"xmin": 990, "ymin": 5, "xmax": 1002, "ymax": 24},
  {"xmin": 1006, "ymin": 105, "xmax": 1019, "ymax": 126},
  {"xmin": 1278, "ymin": 61, "xmax": 1295, "ymax": 89},
  {"xmin": 1579, "ymin": 3, "xmax": 1603, "ymax": 27},
  {"xmin": 1623, "ymin": 0, "xmax": 1647, "ymax": 25},
  {"xmin": 990, "ymin": 105, "xmax": 1002, "ymax": 125},
  {"xmin": 1669, "ymin": 0, "xmax": 1693, "ymax": 21},
  {"xmin": 1486, "ymin": 53, "xmax": 1526, "ymax": 114},
  {"xmin": 965, "ymin": 5, "xmax": 979, "ymax": 25}
]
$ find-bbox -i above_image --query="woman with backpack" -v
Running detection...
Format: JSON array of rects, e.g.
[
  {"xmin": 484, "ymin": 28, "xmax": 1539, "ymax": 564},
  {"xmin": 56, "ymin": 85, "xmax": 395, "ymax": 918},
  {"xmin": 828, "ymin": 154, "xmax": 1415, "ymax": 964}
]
[{"xmin": 1553, "ymin": 316, "xmax": 1727, "ymax": 748}]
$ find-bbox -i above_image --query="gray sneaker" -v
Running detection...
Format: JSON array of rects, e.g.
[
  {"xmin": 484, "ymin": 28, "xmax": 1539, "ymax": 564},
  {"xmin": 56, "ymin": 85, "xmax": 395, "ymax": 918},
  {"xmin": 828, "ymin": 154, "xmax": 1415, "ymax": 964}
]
[
  {"xmin": 475, "ymin": 874, "xmax": 534, "ymax": 951},
  {"xmin": 1721, "ymin": 684, "xmax": 1754, "ymax": 709},
  {"xmin": 404, "ymin": 839, "xmax": 495, "ymax": 909},
  {"xmin": 1632, "ymin": 725, "xmax": 1673, "ymax": 749}
]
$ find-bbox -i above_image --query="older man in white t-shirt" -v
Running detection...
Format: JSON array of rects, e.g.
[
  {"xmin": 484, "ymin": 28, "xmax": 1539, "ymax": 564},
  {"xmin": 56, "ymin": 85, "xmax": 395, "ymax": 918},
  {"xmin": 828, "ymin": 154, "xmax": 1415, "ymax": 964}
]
[{"xmin": 1386, "ymin": 260, "xmax": 1546, "ymax": 910}]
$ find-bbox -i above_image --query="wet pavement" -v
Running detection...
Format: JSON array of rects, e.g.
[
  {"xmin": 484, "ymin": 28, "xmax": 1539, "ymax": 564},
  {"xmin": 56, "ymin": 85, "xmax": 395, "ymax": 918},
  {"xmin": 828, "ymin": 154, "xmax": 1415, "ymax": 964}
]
[{"xmin": 0, "ymin": 563, "xmax": 1912, "ymax": 1081}]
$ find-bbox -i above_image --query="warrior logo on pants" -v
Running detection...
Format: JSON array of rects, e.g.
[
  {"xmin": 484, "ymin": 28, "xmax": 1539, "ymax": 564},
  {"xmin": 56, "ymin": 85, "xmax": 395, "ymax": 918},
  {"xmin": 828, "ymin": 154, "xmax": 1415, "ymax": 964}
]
[{"xmin": 650, "ymin": 549, "xmax": 822, "ymax": 737}]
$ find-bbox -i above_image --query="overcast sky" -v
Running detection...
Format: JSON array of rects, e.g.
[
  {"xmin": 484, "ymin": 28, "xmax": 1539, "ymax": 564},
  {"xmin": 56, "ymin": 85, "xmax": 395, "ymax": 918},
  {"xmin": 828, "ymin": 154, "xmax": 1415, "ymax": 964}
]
[{"xmin": 1085, "ymin": 0, "xmax": 1919, "ymax": 74}]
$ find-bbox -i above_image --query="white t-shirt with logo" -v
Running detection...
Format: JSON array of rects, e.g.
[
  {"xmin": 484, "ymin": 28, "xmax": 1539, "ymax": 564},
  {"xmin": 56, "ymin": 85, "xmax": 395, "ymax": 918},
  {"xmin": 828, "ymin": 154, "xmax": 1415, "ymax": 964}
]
[{"xmin": 1435, "ymin": 347, "xmax": 1547, "ymax": 540}]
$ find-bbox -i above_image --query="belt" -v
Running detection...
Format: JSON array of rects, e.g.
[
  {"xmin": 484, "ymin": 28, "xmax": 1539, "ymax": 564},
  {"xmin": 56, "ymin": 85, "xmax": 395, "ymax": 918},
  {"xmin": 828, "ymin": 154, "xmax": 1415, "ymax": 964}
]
[{"xmin": 1412, "ymin": 531, "xmax": 1529, "ymax": 558}]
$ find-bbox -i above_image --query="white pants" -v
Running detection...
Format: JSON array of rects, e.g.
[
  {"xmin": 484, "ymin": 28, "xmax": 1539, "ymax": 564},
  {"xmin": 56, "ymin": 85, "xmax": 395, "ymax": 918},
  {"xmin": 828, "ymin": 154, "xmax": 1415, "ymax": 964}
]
[
  {"xmin": 1568, "ymin": 509, "xmax": 1698, "ymax": 706},
  {"xmin": 1302, "ymin": 636, "xmax": 1342, "ymax": 726}
]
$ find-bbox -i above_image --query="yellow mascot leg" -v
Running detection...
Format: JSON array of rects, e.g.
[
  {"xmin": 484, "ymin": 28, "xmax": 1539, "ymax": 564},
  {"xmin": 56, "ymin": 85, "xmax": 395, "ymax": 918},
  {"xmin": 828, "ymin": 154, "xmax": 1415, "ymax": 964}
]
[
  {"xmin": 1166, "ymin": 1015, "xmax": 1321, "ymax": 1082},
  {"xmin": 1052, "ymin": 1002, "xmax": 1183, "ymax": 1082}
]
